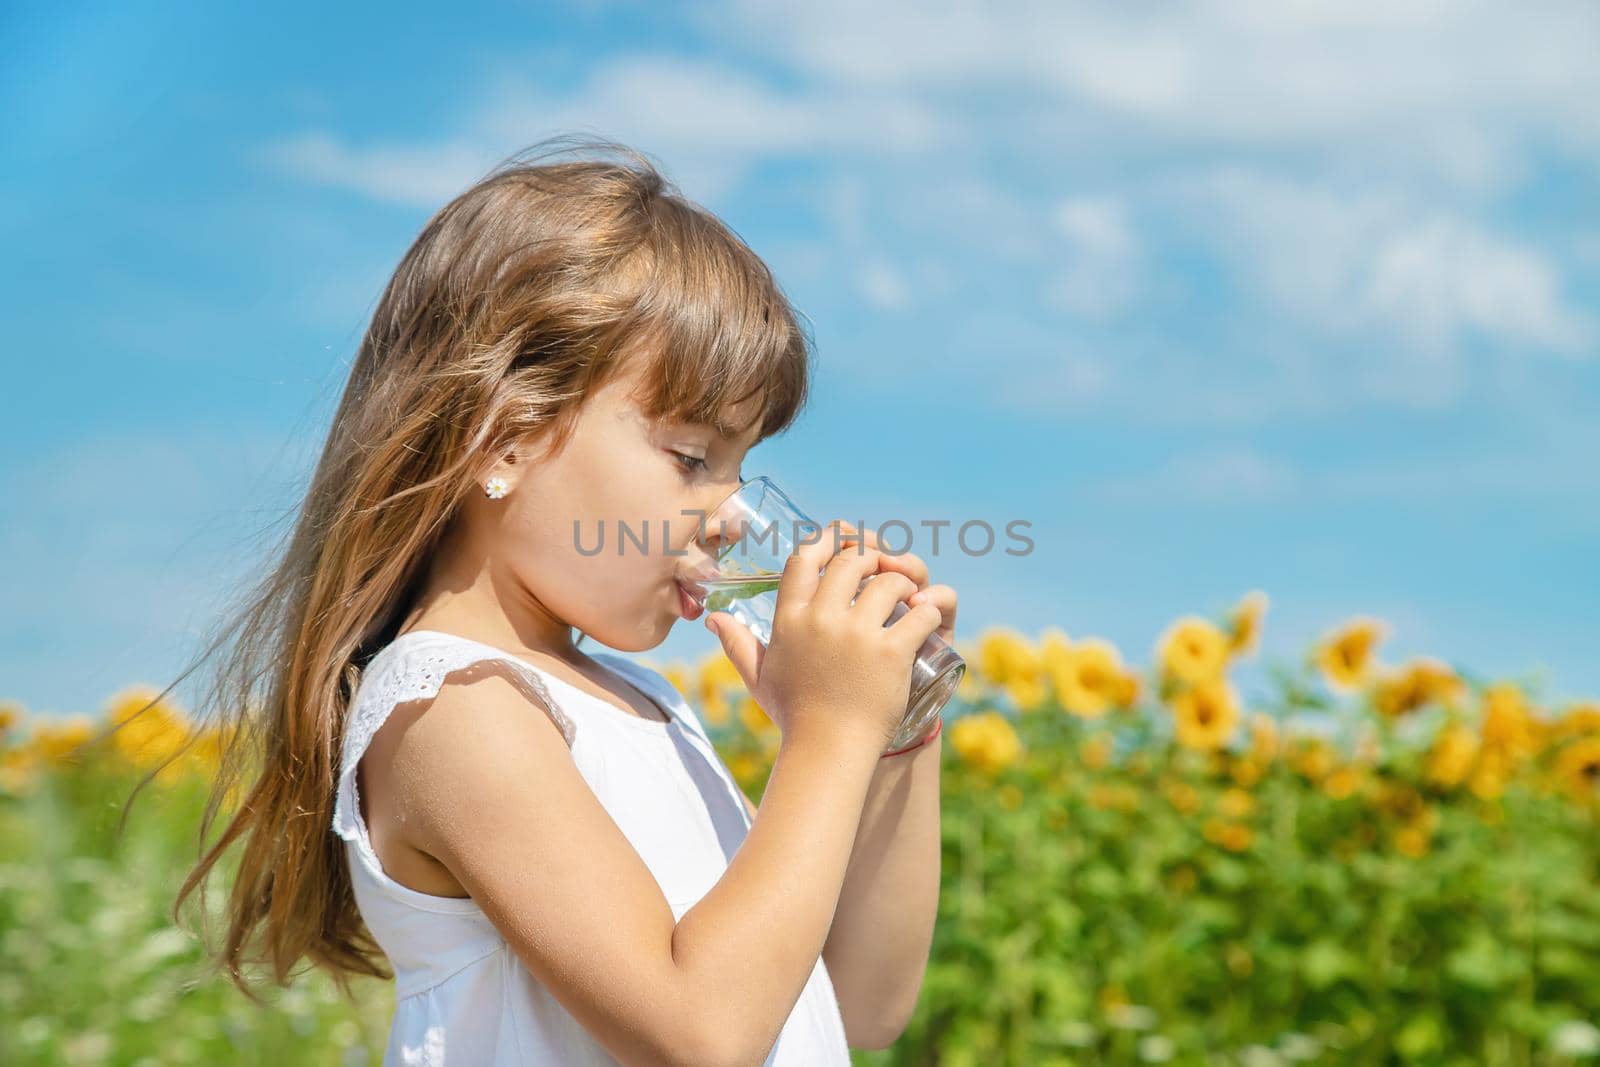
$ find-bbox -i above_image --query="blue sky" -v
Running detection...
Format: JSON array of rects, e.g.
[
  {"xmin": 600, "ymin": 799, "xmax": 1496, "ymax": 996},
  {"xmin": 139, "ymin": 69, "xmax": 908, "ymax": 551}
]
[{"xmin": 4, "ymin": 0, "xmax": 1597, "ymax": 720}]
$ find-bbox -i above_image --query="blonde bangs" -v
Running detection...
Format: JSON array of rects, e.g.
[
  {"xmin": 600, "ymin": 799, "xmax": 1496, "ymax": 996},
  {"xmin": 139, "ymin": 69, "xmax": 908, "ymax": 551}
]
[{"xmin": 613, "ymin": 196, "xmax": 811, "ymax": 443}]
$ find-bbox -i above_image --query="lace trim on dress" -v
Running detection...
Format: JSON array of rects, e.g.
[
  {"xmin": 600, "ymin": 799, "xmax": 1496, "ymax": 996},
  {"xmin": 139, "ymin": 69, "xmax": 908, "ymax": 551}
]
[{"xmin": 331, "ymin": 637, "xmax": 578, "ymax": 867}]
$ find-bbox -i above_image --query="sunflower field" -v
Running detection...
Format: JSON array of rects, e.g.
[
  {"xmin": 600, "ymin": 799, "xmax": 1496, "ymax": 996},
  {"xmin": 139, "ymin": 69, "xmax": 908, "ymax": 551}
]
[{"xmin": 4, "ymin": 592, "xmax": 1600, "ymax": 1065}]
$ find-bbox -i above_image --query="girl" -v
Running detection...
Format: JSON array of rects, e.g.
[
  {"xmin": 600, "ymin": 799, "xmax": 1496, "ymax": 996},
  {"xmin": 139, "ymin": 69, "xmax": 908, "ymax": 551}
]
[{"xmin": 170, "ymin": 134, "xmax": 956, "ymax": 1065}]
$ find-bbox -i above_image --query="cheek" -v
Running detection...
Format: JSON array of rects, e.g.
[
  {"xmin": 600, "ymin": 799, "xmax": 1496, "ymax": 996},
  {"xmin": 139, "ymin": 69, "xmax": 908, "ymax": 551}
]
[{"xmin": 502, "ymin": 497, "xmax": 676, "ymax": 612}]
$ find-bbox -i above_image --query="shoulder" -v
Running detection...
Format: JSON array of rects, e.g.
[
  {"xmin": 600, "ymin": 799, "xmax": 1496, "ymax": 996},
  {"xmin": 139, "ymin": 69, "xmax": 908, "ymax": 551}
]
[
  {"xmin": 394, "ymin": 651, "xmax": 576, "ymax": 758},
  {"xmin": 381, "ymin": 658, "xmax": 584, "ymax": 848},
  {"xmin": 360, "ymin": 637, "xmax": 580, "ymax": 749},
  {"xmin": 344, "ymin": 644, "xmax": 582, "ymax": 834}
]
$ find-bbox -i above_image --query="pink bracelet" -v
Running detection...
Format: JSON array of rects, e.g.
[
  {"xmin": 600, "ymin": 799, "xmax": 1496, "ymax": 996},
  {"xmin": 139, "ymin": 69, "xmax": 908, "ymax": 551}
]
[{"xmin": 880, "ymin": 716, "xmax": 943, "ymax": 758}]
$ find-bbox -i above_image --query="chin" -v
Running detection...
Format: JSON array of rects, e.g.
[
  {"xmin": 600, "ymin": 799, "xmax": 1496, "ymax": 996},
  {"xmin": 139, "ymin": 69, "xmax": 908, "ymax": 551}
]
[{"xmin": 582, "ymin": 616, "xmax": 674, "ymax": 654}]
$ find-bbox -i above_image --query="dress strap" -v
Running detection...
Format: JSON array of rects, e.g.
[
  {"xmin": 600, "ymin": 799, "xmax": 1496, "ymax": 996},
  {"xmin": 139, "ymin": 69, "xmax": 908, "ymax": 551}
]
[{"xmin": 591, "ymin": 652, "xmax": 755, "ymax": 833}]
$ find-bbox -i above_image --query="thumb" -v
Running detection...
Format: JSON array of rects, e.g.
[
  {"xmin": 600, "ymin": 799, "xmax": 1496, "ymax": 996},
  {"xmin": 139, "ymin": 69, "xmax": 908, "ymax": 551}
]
[{"xmin": 705, "ymin": 611, "xmax": 763, "ymax": 689}]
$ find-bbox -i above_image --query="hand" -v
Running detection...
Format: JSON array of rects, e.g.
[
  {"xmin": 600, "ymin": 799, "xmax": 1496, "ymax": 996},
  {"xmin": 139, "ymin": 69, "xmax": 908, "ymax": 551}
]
[
  {"xmin": 830, "ymin": 520, "xmax": 958, "ymax": 648},
  {"xmin": 704, "ymin": 519, "xmax": 946, "ymax": 754}
]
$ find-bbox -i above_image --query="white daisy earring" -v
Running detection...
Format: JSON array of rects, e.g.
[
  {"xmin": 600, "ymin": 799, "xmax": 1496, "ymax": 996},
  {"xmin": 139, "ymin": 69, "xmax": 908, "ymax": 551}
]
[{"xmin": 483, "ymin": 475, "xmax": 510, "ymax": 499}]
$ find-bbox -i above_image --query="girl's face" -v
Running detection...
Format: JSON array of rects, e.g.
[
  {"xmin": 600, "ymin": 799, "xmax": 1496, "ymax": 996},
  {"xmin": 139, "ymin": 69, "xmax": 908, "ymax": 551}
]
[{"xmin": 471, "ymin": 355, "xmax": 762, "ymax": 654}]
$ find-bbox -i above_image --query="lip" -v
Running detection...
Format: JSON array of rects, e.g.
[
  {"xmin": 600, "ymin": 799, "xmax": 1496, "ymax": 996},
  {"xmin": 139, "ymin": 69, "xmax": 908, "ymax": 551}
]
[{"xmin": 674, "ymin": 580, "xmax": 705, "ymax": 621}]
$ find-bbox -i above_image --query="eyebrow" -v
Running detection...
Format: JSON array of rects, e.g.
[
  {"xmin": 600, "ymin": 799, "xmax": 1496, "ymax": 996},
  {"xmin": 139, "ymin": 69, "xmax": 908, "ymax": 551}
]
[
  {"xmin": 688, "ymin": 414, "xmax": 755, "ymax": 445},
  {"xmin": 666, "ymin": 414, "xmax": 756, "ymax": 469}
]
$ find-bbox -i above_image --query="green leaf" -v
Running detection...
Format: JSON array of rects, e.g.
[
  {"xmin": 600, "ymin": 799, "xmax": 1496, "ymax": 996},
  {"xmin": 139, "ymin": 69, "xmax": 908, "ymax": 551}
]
[
  {"xmin": 1395, "ymin": 1011, "xmax": 1444, "ymax": 1059},
  {"xmin": 1445, "ymin": 930, "xmax": 1515, "ymax": 991},
  {"xmin": 1301, "ymin": 939, "xmax": 1355, "ymax": 990}
]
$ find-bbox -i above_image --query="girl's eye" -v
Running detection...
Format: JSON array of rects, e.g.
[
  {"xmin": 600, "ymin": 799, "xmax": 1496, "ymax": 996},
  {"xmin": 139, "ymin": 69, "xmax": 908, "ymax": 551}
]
[{"xmin": 671, "ymin": 451, "xmax": 709, "ymax": 474}]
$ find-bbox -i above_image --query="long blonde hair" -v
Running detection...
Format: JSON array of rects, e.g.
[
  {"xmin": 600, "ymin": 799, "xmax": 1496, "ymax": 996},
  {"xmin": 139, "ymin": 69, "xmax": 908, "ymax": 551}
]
[{"xmin": 120, "ymin": 133, "xmax": 811, "ymax": 999}]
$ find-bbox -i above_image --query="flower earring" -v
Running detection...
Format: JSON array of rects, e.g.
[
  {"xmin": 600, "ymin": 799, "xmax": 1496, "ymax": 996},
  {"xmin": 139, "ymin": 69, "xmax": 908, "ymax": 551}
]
[{"xmin": 484, "ymin": 476, "xmax": 510, "ymax": 499}]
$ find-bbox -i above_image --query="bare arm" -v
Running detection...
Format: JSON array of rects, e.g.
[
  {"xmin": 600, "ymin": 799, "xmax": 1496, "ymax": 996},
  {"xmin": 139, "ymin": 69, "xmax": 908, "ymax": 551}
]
[
  {"xmin": 742, "ymin": 551, "xmax": 955, "ymax": 1051},
  {"xmin": 820, "ymin": 735, "xmax": 942, "ymax": 1048},
  {"xmin": 400, "ymin": 668, "xmax": 885, "ymax": 1067},
  {"xmin": 740, "ymin": 733, "xmax": 942, "ymax": 1051}
]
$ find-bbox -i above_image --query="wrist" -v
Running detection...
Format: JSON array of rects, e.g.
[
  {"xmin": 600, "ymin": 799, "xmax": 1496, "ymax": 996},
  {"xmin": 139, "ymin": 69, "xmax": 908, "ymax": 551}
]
[{"xmin": 777, "ymin": 717, "xmax": 887, "ymax": 767}]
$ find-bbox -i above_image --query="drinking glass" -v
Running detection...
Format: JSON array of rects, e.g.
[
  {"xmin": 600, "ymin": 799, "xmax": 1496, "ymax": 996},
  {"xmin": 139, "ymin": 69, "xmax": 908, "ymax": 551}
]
[{"xmin": 679, "ymin": 476, "xmax": 965, "ymax": 753}]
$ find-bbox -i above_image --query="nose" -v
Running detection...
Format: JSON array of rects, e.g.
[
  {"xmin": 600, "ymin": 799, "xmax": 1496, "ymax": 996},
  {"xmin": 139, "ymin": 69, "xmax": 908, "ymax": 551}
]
[{"xmin": 692, "ymin": 482, "xmax": 743, "ymax": 557}]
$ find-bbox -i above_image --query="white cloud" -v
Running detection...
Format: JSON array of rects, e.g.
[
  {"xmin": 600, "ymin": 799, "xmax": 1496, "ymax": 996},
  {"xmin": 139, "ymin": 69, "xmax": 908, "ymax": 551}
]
[
  {"xmin": 1093, "ymin": 410, "xmax": 1600, "ymax": 508},
  {"xmin": 718, "ymin": 0, "xmax": 1600, "ymax": 192},
  {"xmin": 991, "ymin": 349, "xmax": 1113, "ymax": 412},
  {"xmin": 885, "ymin": 177, "xmax": 1052, "ymax": 262},
  {"xmin": 1368, "ymin": 215, "xmax": 1592, "ymax": 354},
  {"xmin": 259, "ymin": 133, "xmax": 500, "ymax": 208},
  {"xmin": 857, "ymin": 260, "xmax": 913, "ymax": 311},
  {"xmin": 1167, "ymin": 167, "xmax": 1594, "ymax": 368},
  {"xmin": 254, "ymin": 4, "xmax": 1597, "ymax": 423},
  {"xmin": 1098, "ymin": 446, "xmax": 1300, "ymax": 505},
  {"xmin": 265, "ymin": 55, "xmax": 946, "ymax": 208},
  {"xmin": 1044, "ymin": 195, "xmax": 1140, "ymax": 318}
]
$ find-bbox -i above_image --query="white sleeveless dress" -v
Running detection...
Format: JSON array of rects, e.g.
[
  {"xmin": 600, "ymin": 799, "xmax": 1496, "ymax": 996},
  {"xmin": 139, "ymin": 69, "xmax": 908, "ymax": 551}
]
[{"xmin": 330, "ymin": 629, "xmax": 853, "ymax": 1066}]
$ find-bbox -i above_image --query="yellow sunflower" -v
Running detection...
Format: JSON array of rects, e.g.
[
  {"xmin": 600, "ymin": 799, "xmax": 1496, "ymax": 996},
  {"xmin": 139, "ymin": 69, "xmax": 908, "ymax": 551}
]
[
  {"xmin": 956, "ymin": 662, "xmax": 984, "ymax": 703},
  {"xmin": 1230, "ymin": 755, "xmax": 1264, "ymax": 788},
  {"xmin": 662, "ymin": 663, "xmax": 693, "ymax": 701},
  {"xmin": 1377, "ymin": 782, "xmax": 1427, "ymax": 822},
  {"xmin": 1425, "ymin": 721, "xmax": 1479, "ymax": 789},
  {"xmin": 695, "ymin": 651, "xmax": 743, "ymax": 726},
  {"xmin": 1163, "ymin": 778, "xmax": 1200, "ymax": 814},
  {"xmin": 1051, "ymin": 637, "xmax": 1134, "ymax": 719},
  {"xmin": 1321, "ymin": 765, "xmax": 1363, "ymax": 800},
  {"xmin": 1479, "ymin": 681, "xmax": 1543, "ymax": 763},
  {"xmin": 1225, "ymin": 590, "xmax": 1269, "ymax": 657},
  {"xmin": 1079, "ymin": 731, "xmax": 1113, "ymax": 769},
  {"xmin": 1217, "ymin": 786, "xmax": 1255, "ymax": 818},
  {"xmin": 1, "ymin": 744, "xmax": 40, "ymax": 795},
  {"xmin": 1371, "ymin": 658, "xmax": 1466, "ymax": 719},
  {"xmin": 1156, "ymin": 617, "xmax": 1230, "ymax": 686},
  {"xmin": 1313, "ymin": 617, "xmax": 1387, "ymax": 691},
  {"xmin": 1552, "ymin": 701, "xmax": 1600, "ymax": 740},
  {"xmin": 1288, "ymin": 736, "xmax": 1337, "ymax": 782},
  {"xmin": 976, "ymin": 627, "xmax": 1043, "ymax": 687},
  {"xmin": 727, "ymin": 752, "xmax": 765, "ymax": 790},
  {"xmin": 1393, "ymin": 825, "xmax": 1432, "ymax": 858},
  {"xmin": 1039, "ymin": 627, "xmax": 1073, "ymax": 678},
  {"xmin": 1005, "ymin": 674, "xmax": 1051, "ymax": 713},
  {"xmin": 1553, "ymin": 737, "xmax": 1600, "ymax": 803},
  {"xmin": 948, "ymin": 710, "xmax": 1023, "ymax": 774},
  {"xmin": 31, "ymin": 714, "xmax": 96, "ymax": 764},
  {"xmin": 106, "ymin": 686, "xmax": 191, "ymax": 768},
  {"xmin": 736, "ymin": 694, "xmax": 778, "ymax": 738},
  {"xmin": 1469, "ymin": 748, "xmax": 1509, "ymax": 800},
  {"xmin": 1248, "ymin": 713, "xmax": 1280, "ymax": 764},
  {"xmin": 0, "ymin": 699, "xmax": 22, "ymax": 736},
  {"xmin": 1170, "ymin": 677, "xmax": 1241, "ymax": 751},
  {"xmin": 183, "ymin": 727, "xmax": 226, "ymax": 778},
  {"xmin": 1202, "ymin": 817, "xmax": 1253, "ymax": 852}
]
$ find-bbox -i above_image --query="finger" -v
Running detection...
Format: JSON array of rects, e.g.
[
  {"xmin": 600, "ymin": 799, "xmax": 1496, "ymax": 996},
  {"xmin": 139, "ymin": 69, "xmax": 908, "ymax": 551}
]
[
  {"xmin": 850, "ymin": 571, "xmax": 921, "ymax": 627},
  {"xmin": 814, "ymin": 543, "xmax": 886, "ymax": 612},
  {"xmin": 886, "ymin": 598, "xmax": 945, "ymax": 653},
  {"xmin": 906, "ymin": 583, "xmax": 956, "ymax": 614},
  {"xmin": 871, "ymin": 546, "xmax": 929, "ymax": 590},
  {"xmin": 906, "ymin": 583, "xmax": 957, "ymax": 642},
  {"xmin": 775, "ymin": 519, "xmax": 858, "ymax": 608},
  {"xmin": 705, "ymin": 611, "xmax": 764, "ymax": 688},
  {"xmin": 835, "ymin": 523, "xmax": 929, "ymax": 589}
]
